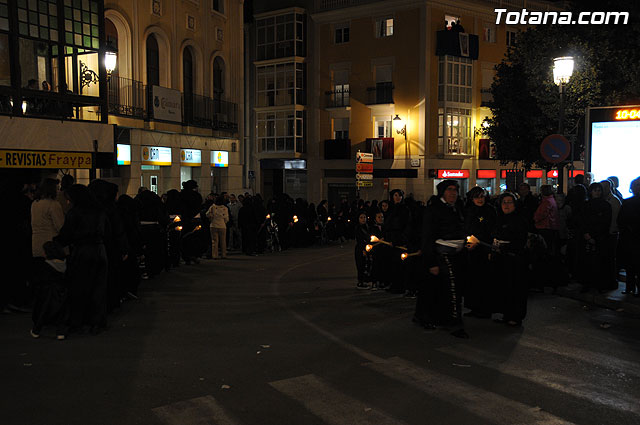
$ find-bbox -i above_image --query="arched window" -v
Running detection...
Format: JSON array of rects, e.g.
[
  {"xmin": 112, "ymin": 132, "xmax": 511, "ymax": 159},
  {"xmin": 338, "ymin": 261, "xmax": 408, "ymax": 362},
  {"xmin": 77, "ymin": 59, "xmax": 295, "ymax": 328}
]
[
  {"xmin": 146, "ymin": 34, "xmax": 159, "ymax": 86},
  {"xmin": 105, "ymin": 18, "xmax": 119, "ymax": 77},
  {"xmin": 213, "ymin": 56, "xmax": 225, "ymax": 99},
  {"xmin": 183, "ymin": 47, "xmax": 194, "ymax": 123}
]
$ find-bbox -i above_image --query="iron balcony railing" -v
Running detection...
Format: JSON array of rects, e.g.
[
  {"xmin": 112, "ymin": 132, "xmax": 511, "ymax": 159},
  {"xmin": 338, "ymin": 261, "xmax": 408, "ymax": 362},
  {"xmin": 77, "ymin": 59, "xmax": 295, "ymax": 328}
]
[
  {"xmin": 184, "ymin": 93, "xmax": 239, "ymax": 132},
  {"xmin": 107, "ymin": 76, "xmax": 145, "ymax": 119},
  {"xmin": 325, "ymin": 89, "xmax": 350, "ymax": 108},
  {"xmin": 366, "ymin": 82, "xmax": 393, "ymax": 104}
]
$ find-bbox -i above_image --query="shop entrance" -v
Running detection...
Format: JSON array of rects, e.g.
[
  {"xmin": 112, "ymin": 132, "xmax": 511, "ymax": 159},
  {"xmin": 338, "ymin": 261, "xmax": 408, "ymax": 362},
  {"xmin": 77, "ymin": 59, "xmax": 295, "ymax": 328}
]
[{"xmin": 141, "ymin": 165, "xmax": 162, "ymax": 194}]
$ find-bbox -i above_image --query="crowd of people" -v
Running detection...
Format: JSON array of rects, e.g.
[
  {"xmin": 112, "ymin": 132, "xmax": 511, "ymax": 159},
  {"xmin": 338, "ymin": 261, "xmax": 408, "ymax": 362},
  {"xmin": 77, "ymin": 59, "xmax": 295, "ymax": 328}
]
[
  {"xmin": 353, "ymin": 174, "xmax": 640, "ymax": 338},
  {"xmin": 1, "ymin": 171, "xmax": 638, "ymax": 341}
]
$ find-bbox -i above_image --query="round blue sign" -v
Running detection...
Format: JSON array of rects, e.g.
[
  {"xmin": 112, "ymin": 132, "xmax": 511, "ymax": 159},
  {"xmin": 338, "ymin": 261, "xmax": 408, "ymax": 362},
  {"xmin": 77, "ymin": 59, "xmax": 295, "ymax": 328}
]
[{"xmin": 540, "ymin": 134, "xmax": 570, "ymax": 164}]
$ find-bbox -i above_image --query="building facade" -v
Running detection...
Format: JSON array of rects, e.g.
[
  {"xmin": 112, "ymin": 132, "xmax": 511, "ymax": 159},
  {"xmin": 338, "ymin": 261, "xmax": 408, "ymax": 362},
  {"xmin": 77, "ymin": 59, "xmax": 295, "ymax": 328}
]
[
  {"xmin": 0, "ymin": 0, "xmax": 114, "ymax": 184},
  {"xmin": 104, "ymin": 0, "xmax": 245, "ymax": 196},
  {"xmin": 247, "ymin": 0, "xmax": 582, "ymax": 204}
]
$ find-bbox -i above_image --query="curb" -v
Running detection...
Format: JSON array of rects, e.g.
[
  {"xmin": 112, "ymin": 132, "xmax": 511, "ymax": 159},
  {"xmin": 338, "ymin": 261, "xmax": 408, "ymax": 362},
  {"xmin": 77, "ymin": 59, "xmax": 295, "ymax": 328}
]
[{"xmin": 555, "ymin": 284, "xmax": 640, "ymax": 316}]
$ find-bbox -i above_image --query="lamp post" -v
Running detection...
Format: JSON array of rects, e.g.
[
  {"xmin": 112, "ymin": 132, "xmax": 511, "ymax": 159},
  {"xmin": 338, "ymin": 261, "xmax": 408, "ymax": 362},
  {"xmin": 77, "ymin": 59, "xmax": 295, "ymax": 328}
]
[{"xmin": 553, "ymin": 56, "xmax": 574, "ymax": 193}]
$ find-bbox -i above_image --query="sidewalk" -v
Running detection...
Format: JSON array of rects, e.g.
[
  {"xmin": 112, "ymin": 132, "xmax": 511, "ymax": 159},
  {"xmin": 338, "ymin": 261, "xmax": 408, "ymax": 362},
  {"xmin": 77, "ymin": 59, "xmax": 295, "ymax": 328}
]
[{"xmin": 555, "ymin": 274, "xmax": 640, "ymax": 316}]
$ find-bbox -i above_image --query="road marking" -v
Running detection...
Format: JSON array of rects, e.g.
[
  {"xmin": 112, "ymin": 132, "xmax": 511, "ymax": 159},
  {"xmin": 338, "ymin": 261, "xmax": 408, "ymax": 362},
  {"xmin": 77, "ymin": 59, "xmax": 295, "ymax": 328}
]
[
  {"xmin": 521, "ymin": 336, "xmax": 640, "ymax": 378},
  {"xmin": 152, "ymin": 396, "xmax": 241, "ymax": 425},
  {"xmin": 269, "ymin": 374, "xmax": 408, "ymax": 425},
  {"xmin": 364, "ymin": 357, "xmax": 574, "ymax": 425},
  {"xmin": 437, "ymin": 346, "xmax": 640, "ymax": 415}
]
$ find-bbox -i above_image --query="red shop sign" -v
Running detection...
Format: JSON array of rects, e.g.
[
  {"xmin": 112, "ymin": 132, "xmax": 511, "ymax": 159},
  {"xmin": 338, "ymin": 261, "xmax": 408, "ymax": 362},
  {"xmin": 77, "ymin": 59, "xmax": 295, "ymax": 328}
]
[
  {"xmin": 438, "ymin": 169, "xmax": 470, "ymax": 179},
  {"xmin": 569, "ymin": 170, "xmax": 585, "ymax": 177},
  {"xmin": 526, "ymin": 170, "xmax": 543, "ymax": 179},
  {"xmin": 547, "ymin": 170, "xmax": 559, "ymax": 178},
  {"xmin": 477, "ymin": 169, "xmax": 497, "ymax": 179}
]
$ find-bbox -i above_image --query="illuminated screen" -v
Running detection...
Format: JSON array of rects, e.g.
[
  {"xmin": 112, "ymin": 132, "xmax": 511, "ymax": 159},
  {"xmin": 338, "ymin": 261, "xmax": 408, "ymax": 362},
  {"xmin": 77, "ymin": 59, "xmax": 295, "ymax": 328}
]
[{"xmin": 591, "ymin": 121, "xmax": 640, "ymax": 199}]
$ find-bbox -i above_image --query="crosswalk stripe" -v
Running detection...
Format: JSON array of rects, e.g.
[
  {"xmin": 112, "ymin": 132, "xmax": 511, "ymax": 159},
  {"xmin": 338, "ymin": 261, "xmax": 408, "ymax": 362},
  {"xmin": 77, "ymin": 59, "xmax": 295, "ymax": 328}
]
[
  {"xmin": 269, "ymin": 374, "xmax": 408, "ymax": 425},
  {"xmin": 521, "ymin": 335, "xmax": 640, "ymax": 378},
  {"xmin": 437, "ymin": 346, "xmax": 640, "ymax": 415},
  {"xmin": 152, "ymin": 395, "xmax": 241, "ymax": 425},
  {"xmin": 364, "ymin": 357, "xmax": 574, "ymax": 425}
]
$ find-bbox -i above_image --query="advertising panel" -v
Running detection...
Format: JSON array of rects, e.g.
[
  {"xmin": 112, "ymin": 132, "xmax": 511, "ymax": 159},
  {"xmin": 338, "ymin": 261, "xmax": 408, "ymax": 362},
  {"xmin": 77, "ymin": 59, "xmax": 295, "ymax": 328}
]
[
  {"xmin": 152, "ymin": 86, "xmax": 182, "ymax": 123},
  {"xmin": 141, "ymin": 146, "xmax": 172, "ymax": 166},
  {"xmin": 437, "ymin": 169, "xmax": 469, "ymax": 179},
  {"xmin": 211, "ymin": 150, "xmax": 229, "ymax": 167},
  {"xmin": 180, "ymin": 149, "xmax": 202, "ymax": 167},
  {"xmin": 117, "ymin": 144, "xmax": 131, "ymax": 165},
  {"xmin": 0, "ymin": 149, "xmax": 92, "ymax": 169},
  {"xmin": 588, "ymin": 105, "xmax": 640, "ymax": 199}
]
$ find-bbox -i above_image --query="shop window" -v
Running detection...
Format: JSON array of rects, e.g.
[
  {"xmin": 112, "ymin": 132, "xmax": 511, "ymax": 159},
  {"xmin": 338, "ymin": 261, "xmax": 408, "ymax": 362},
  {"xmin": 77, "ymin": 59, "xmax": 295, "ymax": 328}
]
[
  {"xmin": 375, "ymin": 17, "xmax": 393, "ymax": 38},
  {"xmin": 335, "ymin": 23, "xmax": 349, "ymax": 44}
]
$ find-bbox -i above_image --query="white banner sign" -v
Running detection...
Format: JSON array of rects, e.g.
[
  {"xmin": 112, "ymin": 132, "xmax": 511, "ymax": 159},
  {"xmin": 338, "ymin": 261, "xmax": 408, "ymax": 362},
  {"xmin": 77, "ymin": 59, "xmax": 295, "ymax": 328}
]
[
  {"xmin": 211, "ymin": 150, "xmax": 228, "ymax": 168},
  {"xmin": 142, "ymin": 146, "xmax": 172, "ymax": 166},
  {"xmin": 117, "ymin": 144, "xmax": 131, "ymax": 165},
  {"xmin": 152, "ymin": 86, "xmax": 182, "ymax": 123},
  {"xmin": 180, "ymin": 149, "xmax": 201, "ymax": 166}
]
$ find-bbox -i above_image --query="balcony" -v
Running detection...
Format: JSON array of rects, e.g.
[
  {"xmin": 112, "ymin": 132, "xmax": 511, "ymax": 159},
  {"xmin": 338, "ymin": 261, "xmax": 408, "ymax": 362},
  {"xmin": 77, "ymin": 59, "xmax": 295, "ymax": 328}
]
[
  {"xmin": 184, "ymin": 93, "xmax": 239, "ymax": 132},
  {"xmin": 366, "ymin": 82, "xmax": 394, "ymax": 105},
  {"xmin": 324, "ymin": 139, "xmax": 351, "ymax": 159},
  {"xmin": 108, "ymin": 76, "xmax": 145, "ymax": 119},
  {"xmin": 365, "ymin": 137, "xmax": 394, "ymax": 160},
  {"xmin": 325, "ymin": 89, "xmax": 350, "ymax": 108}
]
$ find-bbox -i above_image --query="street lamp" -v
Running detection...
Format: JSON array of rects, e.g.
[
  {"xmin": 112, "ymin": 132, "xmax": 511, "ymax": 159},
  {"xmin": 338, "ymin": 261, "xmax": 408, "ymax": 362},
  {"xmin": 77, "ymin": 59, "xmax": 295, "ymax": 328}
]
[
  {"xmin": 104, "ymin": 43, "xmax": 118, "ymax": 80},
  {"xmin": 393, "ymin": 114, "xmax": 406, "ymax": 139},
  {"xmin": 553, "ymin": 56, "xmax": 574, "ymax": 192}
]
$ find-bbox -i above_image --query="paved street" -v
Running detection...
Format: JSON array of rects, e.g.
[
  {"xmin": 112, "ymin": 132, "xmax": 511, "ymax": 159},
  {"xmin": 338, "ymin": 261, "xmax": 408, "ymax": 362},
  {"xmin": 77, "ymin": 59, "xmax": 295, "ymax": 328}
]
[{"xmin": 1, "ymin": 243, "xmax": 639, "ymax": 425}]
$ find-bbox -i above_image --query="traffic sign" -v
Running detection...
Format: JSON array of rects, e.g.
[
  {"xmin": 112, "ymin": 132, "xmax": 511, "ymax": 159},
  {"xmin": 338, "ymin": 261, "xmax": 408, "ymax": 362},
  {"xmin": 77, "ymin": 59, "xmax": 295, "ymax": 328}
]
[
  {"xmin": 540, "ymin": 134, "xmax": 570, "ymax": 164},
  {"xmin": 357, "ymin": 181, "xmax": 373, "ymax": 188},
  {"xmin": 356, "ymin": 173, "xmax": 373, "ymax": 180},
  {"xmin": 356, "ymin": 163, "xmax": 373, "ymax": 173},
  {"xmin": 356, "ymin": 152, "xmax": 374, "ymax": 163}
]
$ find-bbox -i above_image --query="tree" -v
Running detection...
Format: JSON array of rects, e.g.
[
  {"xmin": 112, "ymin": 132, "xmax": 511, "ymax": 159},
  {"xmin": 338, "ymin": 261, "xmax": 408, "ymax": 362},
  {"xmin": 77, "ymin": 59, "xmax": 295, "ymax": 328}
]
[{"xmin": 483, "ymin": 1, "xmax": 640, "ymax": 172}]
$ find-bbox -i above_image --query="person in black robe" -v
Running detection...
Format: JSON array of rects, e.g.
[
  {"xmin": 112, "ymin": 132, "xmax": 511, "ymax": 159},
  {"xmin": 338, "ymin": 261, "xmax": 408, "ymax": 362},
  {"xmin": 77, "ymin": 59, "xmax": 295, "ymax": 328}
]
[
  {"xmin": 578, "ymin": 183, "xmax": 612, "ymax": 292},
  {"xmin": 354, "ymin": 211, "xmax": 370, "ymax": 289},
  {"xmin": 491, "ymin": 192, "xmax": 529, "ymax": 327},
  {"xmin": 463, "ymin": 186, "xmax": 496, "ymax": 318},
  {"xmin": 384, "ymin": 189, "xmax": 411, "ymax": 294},
  {"xmin": 54, "ymin": 184, "xmax": 109, "ymax": 335},
  {"xmin": 617, "ymin": 177, "xmax": 640, "ymax": 296},
  {"xmin": 414, "ymin": 180, "xmax": 469, "ymax": 338},
  {"xmin": 239, "ymin": 197, "xmax": 258, "ymax": 256},
  {"xmin": 370, "ymin": 210, "xmax": 390, "ymax": 289}
]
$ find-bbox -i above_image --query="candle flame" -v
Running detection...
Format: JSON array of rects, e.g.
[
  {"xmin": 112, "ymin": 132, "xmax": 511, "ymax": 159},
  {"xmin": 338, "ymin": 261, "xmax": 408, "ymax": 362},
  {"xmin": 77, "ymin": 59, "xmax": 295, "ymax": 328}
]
[
  {"xmin": 370, "ymin": 235, "xmax": 379, "ymax": 243},
  {"xmin": 327, "ymin": 216, "xmax": 332, "ymax": 221},
  {"xmin": 266, "ymin": 214, "xmax": 271, "ymax": 219},
  {"xmin": 194, "ymin": 225, "xmax": 202, "ymax": 231},
  {"xmin": 293, "ymin": 215, "xmax": 299, "ymax": 223},
  {"xmin": 401, "ymin": 252, "xmax": 408, "ymax": 261},
  {"xmin": 365, "ymin": 244, "xmax": 373, "ymax": 252},
  {"xmin": 173, "ymin": 216, "xmax": 181, "ymax": 223},
  {"xmin": 176, "ymin": 226, "xmax": 183, "ymax": 231}
]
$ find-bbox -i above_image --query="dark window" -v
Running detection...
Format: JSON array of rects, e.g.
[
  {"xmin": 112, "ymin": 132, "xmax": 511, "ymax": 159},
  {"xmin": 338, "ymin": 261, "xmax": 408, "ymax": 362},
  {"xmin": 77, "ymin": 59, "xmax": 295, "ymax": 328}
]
[
  {"xmin": 183, "ymin": 47, "xmax": 193, "ymax": 122},
  {"xmin": 146, "ymin": 34, "xmax": 159, "ymax": 86},
  {"xmin": 213, "ymin": 0, "xmax": 224, "ymax": 14},
  {"xmin": 213, "ymin": 56, "xmax": 224, "ymax": 99}
]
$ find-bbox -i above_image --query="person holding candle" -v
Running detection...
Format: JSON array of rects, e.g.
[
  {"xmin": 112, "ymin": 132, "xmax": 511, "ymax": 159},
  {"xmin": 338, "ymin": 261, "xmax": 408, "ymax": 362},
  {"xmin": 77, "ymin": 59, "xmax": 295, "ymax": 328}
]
[
  {"xmin": 491, "ymin": 192, "xmax": 529, "ymax": 327},
  {"xmin": 463, "ymin": 186, "xmax": 496, "ymax": 318},
  {"xmin": 414, "ymin": 180, "xmax": 469, "ymax": 338}
]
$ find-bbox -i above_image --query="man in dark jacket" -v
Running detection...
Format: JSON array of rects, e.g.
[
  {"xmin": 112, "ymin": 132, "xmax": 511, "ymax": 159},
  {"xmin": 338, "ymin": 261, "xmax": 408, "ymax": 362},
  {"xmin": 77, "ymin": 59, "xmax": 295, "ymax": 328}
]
[{"xmin": 414, "ymin": 180, "xmax": 469, "ymax": 338}]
